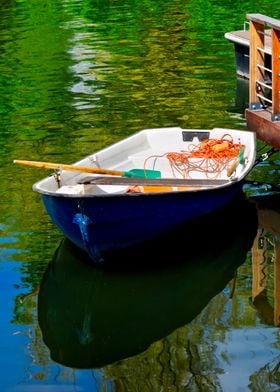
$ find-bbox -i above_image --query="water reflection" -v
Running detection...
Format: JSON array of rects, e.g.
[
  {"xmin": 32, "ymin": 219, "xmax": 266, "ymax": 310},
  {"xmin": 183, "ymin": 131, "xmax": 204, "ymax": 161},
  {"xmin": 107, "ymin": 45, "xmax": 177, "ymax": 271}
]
[
  {"xmin": 252, "ymin": 195, "xmax": 280, "ymax": 326},
  {"xmin": 230, "ymin": 77, "xmax": 249, "ymax": 116},
  {"xmin": 1, "ymin": 0, "xmax": 280, "ymax": 389},
  {"xmin": 38, "ymin": 195, "xmax": 257, "ymax": 369}
]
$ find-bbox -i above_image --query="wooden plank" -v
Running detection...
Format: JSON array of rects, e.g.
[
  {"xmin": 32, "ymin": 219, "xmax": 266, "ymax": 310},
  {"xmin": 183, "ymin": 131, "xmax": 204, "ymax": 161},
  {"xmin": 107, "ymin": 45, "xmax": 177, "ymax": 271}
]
[
  {"xmin": 79, "ymin": 176, "xmax": 230, "ymax": 187},
  {"xmin": 247, "ymin": 13, "xmax": 280, "ymax": 31},
  {"xmin": 272, "ymin": 28, "xmax": 280, "ymax": 119},
  {"xmin": 249, "ymin": 20, "xmax": 265, "ymax": 107}
]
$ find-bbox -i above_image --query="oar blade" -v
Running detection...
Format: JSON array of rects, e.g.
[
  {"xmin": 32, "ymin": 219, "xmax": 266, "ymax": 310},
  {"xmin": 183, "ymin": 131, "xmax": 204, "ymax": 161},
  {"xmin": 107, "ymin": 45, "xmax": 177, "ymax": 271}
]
[{"xmin": 124, "ymin": 169, "xmax": 161, "ymax": 179}]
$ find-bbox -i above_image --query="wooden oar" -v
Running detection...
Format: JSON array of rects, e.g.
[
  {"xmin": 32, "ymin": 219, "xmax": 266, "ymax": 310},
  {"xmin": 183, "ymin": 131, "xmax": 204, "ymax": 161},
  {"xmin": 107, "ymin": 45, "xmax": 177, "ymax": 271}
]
[{"xmin": 13, "ymin": 159, "xmax": 161, "ymax": 179}]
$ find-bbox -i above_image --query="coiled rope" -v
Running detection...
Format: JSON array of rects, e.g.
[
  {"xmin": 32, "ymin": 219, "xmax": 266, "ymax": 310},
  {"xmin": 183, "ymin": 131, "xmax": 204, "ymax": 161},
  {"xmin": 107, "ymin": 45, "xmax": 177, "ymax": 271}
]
[{"xmin": 144, "ymin": 134, "xmax": 244, "ymax": 178}]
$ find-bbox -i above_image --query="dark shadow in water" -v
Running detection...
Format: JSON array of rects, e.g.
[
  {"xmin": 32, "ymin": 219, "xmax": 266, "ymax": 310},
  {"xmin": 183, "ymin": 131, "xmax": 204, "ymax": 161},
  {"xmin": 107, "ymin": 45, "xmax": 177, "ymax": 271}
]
[
  {"xmin": 96, "ymin": 191, "xmax": 258, "ymax": 271},
  {"xmin": 230, "ymin": 77, "xmax": 249, "ymax": 115},
  {"xmin": 252, "ymin": 192, "xmax": 280, "ymax": 213},
  {"xmin": 38, "ymin": 194, "xmax": 258, "ymax": 369}
]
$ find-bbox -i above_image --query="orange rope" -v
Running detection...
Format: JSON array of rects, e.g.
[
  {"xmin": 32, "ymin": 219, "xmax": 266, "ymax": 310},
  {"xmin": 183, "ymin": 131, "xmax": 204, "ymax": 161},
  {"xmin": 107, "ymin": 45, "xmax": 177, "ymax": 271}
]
[{"xmin": 144, "ymin": 135, "xmax": 244, "ymax": 178}]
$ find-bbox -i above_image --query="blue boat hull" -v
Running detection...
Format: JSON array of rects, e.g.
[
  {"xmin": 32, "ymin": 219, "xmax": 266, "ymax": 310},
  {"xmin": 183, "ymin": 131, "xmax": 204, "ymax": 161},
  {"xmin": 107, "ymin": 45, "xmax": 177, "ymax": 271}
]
[
  {"xmin": 42, "ymin": 182, "xmax": 242, "ymax": 262},
  {"xmin": 37, "ymin": 196, "xmax": 257, "ymax": 368}
]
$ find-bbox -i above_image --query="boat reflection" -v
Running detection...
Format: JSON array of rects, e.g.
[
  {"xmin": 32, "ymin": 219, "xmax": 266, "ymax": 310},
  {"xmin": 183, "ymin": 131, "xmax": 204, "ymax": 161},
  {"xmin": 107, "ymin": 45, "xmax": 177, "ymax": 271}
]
[
  {"xmin": 252, "ymin": 195, "xmax": 280, "ymax": 326},
  {"xmin": 38, "ymin": 195, "xmax": 258, "ymax": 369}
]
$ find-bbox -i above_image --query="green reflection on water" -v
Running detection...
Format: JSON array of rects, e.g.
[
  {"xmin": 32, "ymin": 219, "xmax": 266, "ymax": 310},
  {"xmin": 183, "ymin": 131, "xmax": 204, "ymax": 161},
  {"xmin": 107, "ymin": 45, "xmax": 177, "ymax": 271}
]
[{"xmin": 1, "ymin": 0, "xmax": 280, "ymax": 390}]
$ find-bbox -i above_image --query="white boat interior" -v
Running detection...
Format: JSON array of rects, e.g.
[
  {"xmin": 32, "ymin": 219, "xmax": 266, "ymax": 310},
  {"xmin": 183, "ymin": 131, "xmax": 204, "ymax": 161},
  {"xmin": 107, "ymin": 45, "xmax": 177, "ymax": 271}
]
[{"xmin": 33, "ymin": 127, "xmax": 256, "ymax": 196}]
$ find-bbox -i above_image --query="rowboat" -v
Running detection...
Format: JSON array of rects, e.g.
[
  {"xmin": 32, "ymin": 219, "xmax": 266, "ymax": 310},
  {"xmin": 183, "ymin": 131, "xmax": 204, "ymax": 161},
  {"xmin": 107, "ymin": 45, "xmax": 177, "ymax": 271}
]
[
  {"xmin": 15, "ymin": 127, "xmax": 256, "ymax": 262},
  {"xmin": 38, "ymin": 197, "xmax": 258, "ymax": 368}
]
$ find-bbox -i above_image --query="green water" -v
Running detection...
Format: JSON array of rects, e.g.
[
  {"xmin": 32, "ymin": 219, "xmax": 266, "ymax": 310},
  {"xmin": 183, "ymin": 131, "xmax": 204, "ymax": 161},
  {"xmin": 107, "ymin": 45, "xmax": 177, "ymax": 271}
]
[{"xmin": 0, "ymin": 0, "xmax": 280, "ymax": 391}]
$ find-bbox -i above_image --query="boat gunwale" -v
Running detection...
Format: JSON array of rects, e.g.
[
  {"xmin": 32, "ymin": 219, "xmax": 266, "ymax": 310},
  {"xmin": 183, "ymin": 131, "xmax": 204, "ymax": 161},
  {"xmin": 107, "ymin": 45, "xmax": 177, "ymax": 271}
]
[
  {"xmin": 32, "ymin": 127, "xmax": 256, "ymax": 198},
  {"xmin": 33, "ymin": 177, "xmax": 244, "ymax": 198}
]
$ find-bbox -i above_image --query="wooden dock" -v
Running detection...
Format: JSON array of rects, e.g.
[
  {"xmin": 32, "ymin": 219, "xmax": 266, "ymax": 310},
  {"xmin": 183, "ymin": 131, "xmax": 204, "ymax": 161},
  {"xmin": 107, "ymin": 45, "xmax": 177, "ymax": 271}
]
[
  {"xmin": 225, "ymin": 28, "xmax": 271, "ymax": 80},
  {"xmin": 239, "ymin": 14, "xmax": 280, "ymax": 149},
  {"xmin": 246, "ymin": 108, "xmax": 280, "ymax": 149},
  {"xmin": 225, "ymin": 14, "xmax": 280, "ymax": 149}
]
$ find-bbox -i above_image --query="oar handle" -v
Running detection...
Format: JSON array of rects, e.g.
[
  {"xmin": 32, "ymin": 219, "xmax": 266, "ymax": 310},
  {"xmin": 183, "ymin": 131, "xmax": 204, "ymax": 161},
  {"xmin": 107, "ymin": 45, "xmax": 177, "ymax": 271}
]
[
  {"xmin": 227, "ymin": 159, "xmax": 239, "ymax": 177},
  {"xmin": 13, "ymin": 159, "xmax": 124, "ymax": 176},
  {"xmin": 227, "ymin": 147, "xmax": 245, "ymax": 177}
]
